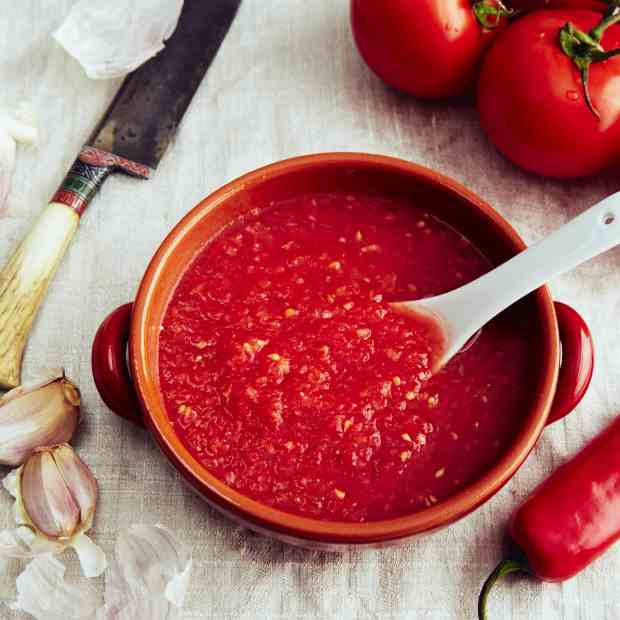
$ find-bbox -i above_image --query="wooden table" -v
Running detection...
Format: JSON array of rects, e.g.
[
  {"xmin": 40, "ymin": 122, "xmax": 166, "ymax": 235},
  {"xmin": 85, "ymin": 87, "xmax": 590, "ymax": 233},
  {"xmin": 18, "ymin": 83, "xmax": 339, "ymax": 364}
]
[{"xmin": 1, "ymin": 1, "xmax": 619, "ymax": 618}]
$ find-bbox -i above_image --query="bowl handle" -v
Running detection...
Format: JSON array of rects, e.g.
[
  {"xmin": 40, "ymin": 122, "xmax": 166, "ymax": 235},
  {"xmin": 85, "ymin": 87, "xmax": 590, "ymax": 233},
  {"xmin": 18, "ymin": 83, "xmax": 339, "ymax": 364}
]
[
  {"xmin": 546, "ymin": 302, "xmax": 594, "ymax": 426},
  {"xmin": 91, "ymin": 303, "xmax": 145, "ymax": 428}
]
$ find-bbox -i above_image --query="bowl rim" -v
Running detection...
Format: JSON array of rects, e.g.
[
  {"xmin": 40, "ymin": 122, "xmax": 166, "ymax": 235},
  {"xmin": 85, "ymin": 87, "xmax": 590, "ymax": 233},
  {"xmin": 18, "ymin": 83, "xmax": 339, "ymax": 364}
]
[{"xmin": 130, "ymin": 152, "xmax": 559, "ymax": 543}]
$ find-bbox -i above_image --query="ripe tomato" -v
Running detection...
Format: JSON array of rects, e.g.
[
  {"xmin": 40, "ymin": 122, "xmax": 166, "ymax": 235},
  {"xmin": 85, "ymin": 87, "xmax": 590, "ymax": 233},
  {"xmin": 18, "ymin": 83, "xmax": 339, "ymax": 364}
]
[
  {"xmin": 350, "ymin": 0, "xmax": 506, "ymax": 99},
  {"xmin": 477, "ymin": 10, "xmax": 620, "ymax": 177},
  {"xmin": 509, "ymin": 0, "xmax": 606, "ymax": 11}
]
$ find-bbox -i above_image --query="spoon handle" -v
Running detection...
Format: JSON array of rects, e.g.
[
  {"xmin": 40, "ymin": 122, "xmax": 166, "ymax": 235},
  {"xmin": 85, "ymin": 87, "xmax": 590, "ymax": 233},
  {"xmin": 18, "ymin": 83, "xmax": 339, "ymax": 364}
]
[{"xmin": 425, "ymin": 191, "xmax": 620, "ymax": 351}]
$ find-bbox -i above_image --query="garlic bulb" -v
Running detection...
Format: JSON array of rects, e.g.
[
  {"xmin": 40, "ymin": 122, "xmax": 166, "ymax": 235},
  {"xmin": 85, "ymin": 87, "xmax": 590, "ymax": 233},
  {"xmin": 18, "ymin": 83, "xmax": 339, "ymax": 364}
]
[
  {"xmin": 1, "ymin": 444, "xmax": 107, "ymax": 577},
  {"xmin": 0, "ymin": 371, "xmax": 80, "ymax": 466}
]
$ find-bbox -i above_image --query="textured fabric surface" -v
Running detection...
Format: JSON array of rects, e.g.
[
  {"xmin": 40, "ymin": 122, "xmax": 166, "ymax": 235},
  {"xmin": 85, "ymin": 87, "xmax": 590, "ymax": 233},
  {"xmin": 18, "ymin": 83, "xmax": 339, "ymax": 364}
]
[{"xmin": 1, "ymin": 1, "xmax": 620, "ymax": 618}]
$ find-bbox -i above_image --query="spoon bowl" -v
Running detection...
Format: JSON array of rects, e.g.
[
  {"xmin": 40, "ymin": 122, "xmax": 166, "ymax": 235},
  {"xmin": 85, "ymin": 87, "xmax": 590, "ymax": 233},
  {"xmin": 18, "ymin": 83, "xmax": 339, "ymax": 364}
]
[{"xmin": 391, "ymin": 191, "xmax": 620, "ymax": 370}]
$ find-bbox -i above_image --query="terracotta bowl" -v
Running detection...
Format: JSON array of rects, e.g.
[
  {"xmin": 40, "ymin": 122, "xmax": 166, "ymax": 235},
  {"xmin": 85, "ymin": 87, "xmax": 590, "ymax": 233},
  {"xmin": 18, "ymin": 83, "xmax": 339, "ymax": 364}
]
[{"xmin": 92, "ymin": 153, "xmax": 594, "ymax": 550}]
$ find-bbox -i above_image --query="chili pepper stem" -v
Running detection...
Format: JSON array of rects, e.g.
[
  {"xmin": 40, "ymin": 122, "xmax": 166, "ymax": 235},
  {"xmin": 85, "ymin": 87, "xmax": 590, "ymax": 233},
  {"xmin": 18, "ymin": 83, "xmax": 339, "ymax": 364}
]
[{"xmin": 478, "ymin": 559, "xmax": 527, "ymax": 620}]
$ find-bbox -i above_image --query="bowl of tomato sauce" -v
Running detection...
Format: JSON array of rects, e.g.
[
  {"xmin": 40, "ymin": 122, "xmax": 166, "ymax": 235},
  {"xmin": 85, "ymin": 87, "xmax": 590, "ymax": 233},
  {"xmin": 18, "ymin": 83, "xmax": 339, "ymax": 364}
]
[{"xmin": 92, "ymin": 153, "xmax": 593, "ymax": 549}]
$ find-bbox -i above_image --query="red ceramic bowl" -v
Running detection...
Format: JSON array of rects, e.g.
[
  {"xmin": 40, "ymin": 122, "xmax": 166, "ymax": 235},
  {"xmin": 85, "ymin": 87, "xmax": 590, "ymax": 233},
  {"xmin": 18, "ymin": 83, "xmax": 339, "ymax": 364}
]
[{"xmin": 92, "ymin": 153, "xmax": 594, "ymax": 549}]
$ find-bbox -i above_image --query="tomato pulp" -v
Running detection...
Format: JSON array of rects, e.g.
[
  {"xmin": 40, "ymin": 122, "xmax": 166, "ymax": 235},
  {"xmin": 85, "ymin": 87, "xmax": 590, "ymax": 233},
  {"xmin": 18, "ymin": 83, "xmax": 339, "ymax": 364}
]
[{"xmin": 159, "ymin": 193, "xmax": 535, "ymax": 522}]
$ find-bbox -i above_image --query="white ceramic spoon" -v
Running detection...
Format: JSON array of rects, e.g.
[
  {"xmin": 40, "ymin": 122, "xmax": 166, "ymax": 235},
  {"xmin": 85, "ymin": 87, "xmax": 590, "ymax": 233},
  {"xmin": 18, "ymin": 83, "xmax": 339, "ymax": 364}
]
[{"xmin": 391, "ymin": 191, "xmax": 620, "ymax": 371}]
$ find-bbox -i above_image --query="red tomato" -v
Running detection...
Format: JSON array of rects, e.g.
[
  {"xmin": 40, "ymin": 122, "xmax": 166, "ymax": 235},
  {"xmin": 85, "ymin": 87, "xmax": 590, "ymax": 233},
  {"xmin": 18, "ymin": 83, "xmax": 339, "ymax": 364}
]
[
  {"xmin": 509, "ymin": 0, "xmax": 606, "ymax": 11},
  {"xmin": 350, "ymin": 0, "xmax": 506, "ymax": 99},
  {"xmin": 477, "ymin": 10, "xmax": 620, "ymax": 177}
]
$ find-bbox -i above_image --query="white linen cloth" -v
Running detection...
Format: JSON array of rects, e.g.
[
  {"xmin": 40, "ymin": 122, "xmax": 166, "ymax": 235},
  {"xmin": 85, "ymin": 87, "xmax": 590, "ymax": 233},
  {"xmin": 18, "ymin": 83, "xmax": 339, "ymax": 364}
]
[{"xmin": 1, "ymin": 1, "xmax": 619, "ymax": 618}]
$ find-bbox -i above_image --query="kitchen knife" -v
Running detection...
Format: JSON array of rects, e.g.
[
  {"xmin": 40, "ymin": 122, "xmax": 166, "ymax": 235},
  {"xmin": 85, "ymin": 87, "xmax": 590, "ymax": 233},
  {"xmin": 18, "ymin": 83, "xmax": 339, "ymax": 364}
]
[{"xmin": 0, "ymin": 0, "xmax": 241, "ymax": 389}]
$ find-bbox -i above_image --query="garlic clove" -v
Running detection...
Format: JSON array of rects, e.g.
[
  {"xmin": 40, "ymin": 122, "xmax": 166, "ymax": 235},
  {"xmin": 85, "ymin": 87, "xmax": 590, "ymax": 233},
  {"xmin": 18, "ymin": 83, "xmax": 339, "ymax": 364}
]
[
  {"xmin": 0, "ymin": 446, "xmax": 106, "ymax": 577},
  {"xmin": 20, "ymin": 449, "xmax": 81, "ymax": 539},
  {"xmin": 52, "ymin": 443, "xmax": 97, "ymax": 528},
  {"xmin": 0, "ymin": 370, "xmax": 80, "ymax": 466}
]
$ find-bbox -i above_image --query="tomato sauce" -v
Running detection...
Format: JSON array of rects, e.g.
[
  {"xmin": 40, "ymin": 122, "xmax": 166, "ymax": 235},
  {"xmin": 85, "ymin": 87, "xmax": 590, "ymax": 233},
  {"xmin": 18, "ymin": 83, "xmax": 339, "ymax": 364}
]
[{"xmin": 159, "ymin": 193, "xmax": 535, "ymax": 522}]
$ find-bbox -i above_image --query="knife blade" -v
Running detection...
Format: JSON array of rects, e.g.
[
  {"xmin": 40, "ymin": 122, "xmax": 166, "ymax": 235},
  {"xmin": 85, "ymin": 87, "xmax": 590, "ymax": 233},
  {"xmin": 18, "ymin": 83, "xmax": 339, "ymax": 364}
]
[
  {"xmin": 0, "ymin": 0, "xmax": 241, "ymax": 389},
  {"xmin": 90, "ymin": 0, "xmax": 242, "ymax": 170}
]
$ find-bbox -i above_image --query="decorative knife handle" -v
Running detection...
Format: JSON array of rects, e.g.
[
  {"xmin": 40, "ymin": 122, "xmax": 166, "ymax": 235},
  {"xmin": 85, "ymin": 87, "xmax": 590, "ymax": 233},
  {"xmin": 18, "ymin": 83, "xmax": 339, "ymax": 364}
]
[{"xmin": 0, "ymin": 147, "xmax": 150, "ymax": 389}]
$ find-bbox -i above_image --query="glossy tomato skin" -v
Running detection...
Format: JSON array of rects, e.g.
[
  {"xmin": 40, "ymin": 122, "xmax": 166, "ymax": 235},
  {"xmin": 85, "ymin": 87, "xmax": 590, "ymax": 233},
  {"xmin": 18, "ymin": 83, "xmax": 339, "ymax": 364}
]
[
  {"xmin": 351, "ymin": 0, "xmax": 504, "ymax": 99},
  {"xmin": 477, "ymin": 10, "xmax": 620, "ymax": 178},
  {"xmin": 510, "ymin": 0, "xmax": 606, "ymax": 12}
]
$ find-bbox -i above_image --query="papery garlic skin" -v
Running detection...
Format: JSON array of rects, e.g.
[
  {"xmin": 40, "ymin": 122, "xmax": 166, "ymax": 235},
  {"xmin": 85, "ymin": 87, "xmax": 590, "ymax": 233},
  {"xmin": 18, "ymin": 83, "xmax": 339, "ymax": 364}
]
[
  {"xmin": 101, "ymin": 524, "xmax": 192, "ymax": 620},
  {"xmin": 0, "ymin": 106, "xmax": 38, "ymax": 215},
  {"xmin": 54, "ymin": 0, "xmax": 184, "ymax": 79},
  {"xmin": 0, "ymin": 372, "xmax": 80, "ymax": 466},
  {"xmin": 10, "ymin": 554, "xmax": 99, "ymax": 620},
  {"xmin": 5, "ymin": 444, "xmax": 107, "ymax": 577}
]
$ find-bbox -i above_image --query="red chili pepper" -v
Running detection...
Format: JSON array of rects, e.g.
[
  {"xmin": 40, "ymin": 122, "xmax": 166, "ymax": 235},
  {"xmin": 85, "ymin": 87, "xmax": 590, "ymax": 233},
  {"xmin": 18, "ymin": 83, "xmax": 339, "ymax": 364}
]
[{"xmin": 479, "ymin": 416, "xmax": 620, "ymax": 619}]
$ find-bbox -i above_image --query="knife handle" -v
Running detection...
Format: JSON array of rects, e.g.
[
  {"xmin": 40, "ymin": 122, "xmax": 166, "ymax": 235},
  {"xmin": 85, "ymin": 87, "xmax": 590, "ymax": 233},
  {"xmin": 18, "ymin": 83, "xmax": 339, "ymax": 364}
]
[
  {"xmin": 0, "ymin": 202, "xmax": 80, "ymax": 389},
  {"xmin": 0, "ymin": 147, "xmax": 150, "ymax": 389}
]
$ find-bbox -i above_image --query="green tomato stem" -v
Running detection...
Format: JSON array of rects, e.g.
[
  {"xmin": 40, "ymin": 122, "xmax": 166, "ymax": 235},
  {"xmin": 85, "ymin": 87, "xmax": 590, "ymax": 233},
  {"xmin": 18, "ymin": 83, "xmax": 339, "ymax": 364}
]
[
  {"xmin": 473, "ymin": 0, "xmax": 512, "ymax": 30},
  {"xmin": 560, "ymin": 8, "xmax": 620, "ymax": 119},
  {"xmin": 590, "ymin": 6, "xmax": 620, "ymax": 42},
  {"xmin": 478, "ymin": 559, "xmax": 527, "ymax": 620},
  {"xmin": 581, "ymin": 65, "xmax": 600, "ymax": 119},
  {"xmin": 592, "ymin": 46, "xmax": 620, "ymax": 60}
]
